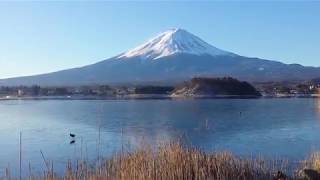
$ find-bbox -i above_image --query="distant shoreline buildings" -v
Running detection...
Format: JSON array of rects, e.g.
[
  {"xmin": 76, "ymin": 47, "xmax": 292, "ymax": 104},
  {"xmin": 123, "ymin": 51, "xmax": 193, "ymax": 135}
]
[{"xmin": 0, "ymin": 77, "xmax": 319, "ymax": 98}]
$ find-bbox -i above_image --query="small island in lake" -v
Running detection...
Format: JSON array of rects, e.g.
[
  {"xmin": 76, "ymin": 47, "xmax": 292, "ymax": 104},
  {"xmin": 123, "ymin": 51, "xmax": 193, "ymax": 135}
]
[{"xmin": 171, "ymin": 77, "xmax": 261, "ymax": 98}]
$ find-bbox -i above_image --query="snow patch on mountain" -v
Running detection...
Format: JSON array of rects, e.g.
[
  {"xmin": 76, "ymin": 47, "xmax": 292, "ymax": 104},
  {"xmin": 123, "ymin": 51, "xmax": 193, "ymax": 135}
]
[{"xmin": 118, "ymin": 28, "xmax": 236, "ymax": 60}]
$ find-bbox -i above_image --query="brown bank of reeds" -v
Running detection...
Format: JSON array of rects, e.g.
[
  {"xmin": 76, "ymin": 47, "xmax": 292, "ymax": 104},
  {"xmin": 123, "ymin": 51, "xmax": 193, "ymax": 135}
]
[
  {"xmin": 8, "ymin": 142, "xmax": 298, "ymax": 180},
  {"xmin": 8, "ymin": 142, "xmax": 320, "ymax": 179}
]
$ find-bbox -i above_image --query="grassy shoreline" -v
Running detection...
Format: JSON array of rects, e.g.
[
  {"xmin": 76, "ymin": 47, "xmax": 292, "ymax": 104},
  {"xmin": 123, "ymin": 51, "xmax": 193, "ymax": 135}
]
[{"xmin": 4, "ymin": 143, "xmax": 320, "ymax": 180}]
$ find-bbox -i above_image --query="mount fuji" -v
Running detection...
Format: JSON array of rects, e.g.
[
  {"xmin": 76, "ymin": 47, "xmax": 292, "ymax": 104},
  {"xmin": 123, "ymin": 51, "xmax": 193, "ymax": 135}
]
[
  {"xmin": 1, "ymin": 28, "xmax": 320, "ymax": 86},
  {"xmin": 117, "ymin": 28, "xmax": 236, "ymax": 59}
]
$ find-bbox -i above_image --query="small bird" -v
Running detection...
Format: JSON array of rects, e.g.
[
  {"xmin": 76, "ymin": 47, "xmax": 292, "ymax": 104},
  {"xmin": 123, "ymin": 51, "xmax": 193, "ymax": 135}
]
[
  {"xmin": 70, "ymin": 140, "xmax": 76, "ymax": 144},
  {"xmin": 70, "ymin": 133, "xmax": 76, "ymax": 138}
]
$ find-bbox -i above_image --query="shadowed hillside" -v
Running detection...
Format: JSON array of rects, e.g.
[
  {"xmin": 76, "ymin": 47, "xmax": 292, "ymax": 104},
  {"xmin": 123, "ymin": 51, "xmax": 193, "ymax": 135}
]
[{"xmin": 172, "ymin": 77, "xmax": 261, "ymax": 97}]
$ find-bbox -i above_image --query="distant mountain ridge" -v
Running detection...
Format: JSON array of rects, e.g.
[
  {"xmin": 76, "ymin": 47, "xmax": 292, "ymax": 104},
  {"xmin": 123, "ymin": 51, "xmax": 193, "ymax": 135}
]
[{"xmin": 1, "ymin": 28, "xmax": 319, "ymax": 86}]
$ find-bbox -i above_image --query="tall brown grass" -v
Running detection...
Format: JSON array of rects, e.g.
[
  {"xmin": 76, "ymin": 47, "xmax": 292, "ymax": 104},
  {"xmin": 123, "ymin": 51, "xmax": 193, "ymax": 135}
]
[
  {"xmin": 13, "ymin": 142, "xmax": 320, "ymax": 179},
  {"xmin": 298, "ymin": 152, "xmax": 320, "ymax": 177},
  {"xmin": 12, "ymin": 142, "xmax": 295, "ymax": 180}
]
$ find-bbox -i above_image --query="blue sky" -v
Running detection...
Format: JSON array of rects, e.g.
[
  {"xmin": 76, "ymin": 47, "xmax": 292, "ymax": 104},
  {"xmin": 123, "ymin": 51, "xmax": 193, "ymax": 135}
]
[{"xmin": 0, "ymin": 1, "xmax": 319, "ymax": 78}]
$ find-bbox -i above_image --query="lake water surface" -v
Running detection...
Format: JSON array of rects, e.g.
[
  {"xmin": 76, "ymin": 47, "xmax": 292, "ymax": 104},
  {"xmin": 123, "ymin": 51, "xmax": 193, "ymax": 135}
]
[{"xmin": 0, "ymin": 98, "xmax": 320, "ymax": 175}]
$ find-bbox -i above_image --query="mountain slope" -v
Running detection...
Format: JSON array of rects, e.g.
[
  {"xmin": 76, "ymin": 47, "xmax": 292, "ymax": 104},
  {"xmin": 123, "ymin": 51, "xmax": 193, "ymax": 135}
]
[
  {"xmin": 117, "ymin": 28, "xmax": 236, "ymax": 59},
  {"xmin": 171, "ymin": 77, "xmax": 261, "ymax": 97},
  {"xmin": 1, "ymin": 28, "xmax": 319, "ymax": 86}
]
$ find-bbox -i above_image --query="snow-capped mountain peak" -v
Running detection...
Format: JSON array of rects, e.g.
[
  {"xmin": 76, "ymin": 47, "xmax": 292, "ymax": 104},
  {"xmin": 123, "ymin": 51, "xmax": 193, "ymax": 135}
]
[{"xmin": 118, "ymin": 28, "xmax": 236, "ymax": 60}]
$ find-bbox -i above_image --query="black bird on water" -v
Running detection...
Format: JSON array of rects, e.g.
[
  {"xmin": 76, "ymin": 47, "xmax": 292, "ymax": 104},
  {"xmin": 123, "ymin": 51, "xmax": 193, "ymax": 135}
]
[{"xmin": 69, "ymin": 133, "xmax": 76, "ymax": 145}]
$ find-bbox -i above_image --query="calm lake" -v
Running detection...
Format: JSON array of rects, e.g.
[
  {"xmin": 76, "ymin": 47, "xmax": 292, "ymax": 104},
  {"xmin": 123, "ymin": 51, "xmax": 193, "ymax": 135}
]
[{"xmin": 0, "ymin": 98, "xmax": 320, "ymax": 175}]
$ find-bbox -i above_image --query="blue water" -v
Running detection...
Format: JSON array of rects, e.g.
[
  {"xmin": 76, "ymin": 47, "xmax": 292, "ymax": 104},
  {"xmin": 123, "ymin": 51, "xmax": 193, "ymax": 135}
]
[{"xmin": 0, "ymin": 98, "xmax": 319, "ymax": 175}]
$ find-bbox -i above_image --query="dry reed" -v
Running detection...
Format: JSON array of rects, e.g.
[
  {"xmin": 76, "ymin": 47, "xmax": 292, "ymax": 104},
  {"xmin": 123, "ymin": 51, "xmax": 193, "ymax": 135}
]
[{"xmin": 13, "ymin": 142, "xmax": 294, "ymax": 180}]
